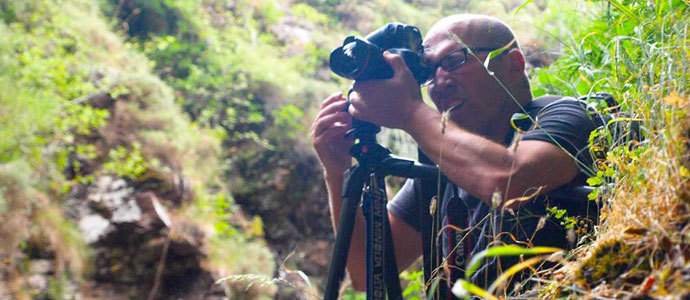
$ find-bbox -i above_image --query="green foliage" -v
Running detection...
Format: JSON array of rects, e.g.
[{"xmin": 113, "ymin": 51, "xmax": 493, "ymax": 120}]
[
  {"xmin": 534, "ymin": 0, "xmax": 688, "ymax": 209},
  {"xmin": 102, "ymin": 143, "xmax": 150, "ymax": 179},
  {"xmin": 1, "ymin": 0, "xmax": 279, "ymax": 298},
  {"xmin": 546, "ymin": 206, "xmax": 567, "ymax": 219},
  {"xmin": 449, "ymin": 245, "xmax": 561, "ymax": 299},
  {"xmin": 547, "ymin": 206, "xmax": 578, "ymax": 229},
  {"xmin": 208, "ymin": 224, "xmax": 277, "ymax": 298},
  {"xmin": 525, "ymin": 0, "xmax": 689, "ymax": 296},
  {"xmin": 291, "ymin": 3, "xmax": 329, "ymax": 25},
  {"xmin": 532, "ymin": 0, "xmax": 688, "ymax": 97},
  {"xmin": 340, "ymin": 289, "xmax": 366, "ymax": 300},
  {"xmin": 401, "ymin": 269, "xmax": 425, "ymax": 299},
  {"xmin": 271, "ymin": 104, "xmax": 305, "ymax": 139}
]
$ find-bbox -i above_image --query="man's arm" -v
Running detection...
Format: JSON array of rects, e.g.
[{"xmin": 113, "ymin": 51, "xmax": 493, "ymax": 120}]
[
  {"xmin": 405, "ymin": 105, "xmax": 580, "ymax": 207},
  {"xmin": 312, "ymin": 93, "xmax": 422, "ymax": 291}
]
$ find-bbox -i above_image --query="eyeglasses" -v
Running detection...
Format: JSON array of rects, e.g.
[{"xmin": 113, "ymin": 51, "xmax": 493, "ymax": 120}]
[{"xmin": 423, "ymin": 47, "xmax": 505, "ymax": 85}]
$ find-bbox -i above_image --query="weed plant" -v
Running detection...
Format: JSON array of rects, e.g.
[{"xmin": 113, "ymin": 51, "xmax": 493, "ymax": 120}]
[{"xmin": 453, "ymin": 0, "xmax": 690, "ymax": 298}]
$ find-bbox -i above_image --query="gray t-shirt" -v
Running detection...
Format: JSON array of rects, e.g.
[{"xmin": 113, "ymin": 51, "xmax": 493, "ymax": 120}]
[{"xmin": 387, "ymin": 97, "xmax": 599, "ymax": 288}]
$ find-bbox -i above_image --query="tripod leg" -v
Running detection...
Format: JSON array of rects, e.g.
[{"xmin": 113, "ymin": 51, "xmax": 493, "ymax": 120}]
[
  {"xmin": 324, "ymin": 195, "xmax": 359, "ymax": 299},
  {"xmin": 383, "ymin": 214, "xmax": 402, "ymax": 299},
  {"xmin": 324, "ymin": 166, "xmax": 367, "ymax": 300},
  {"xmin": 363, "ymin": 181, "xmax": 385, "ymax": 300},
  {"xmin": 324, "ymin": 168, "xmax": 365, "ymax": 300},
  {"xmin": 379, "ymin": 177, "xmax": 402, "ymax": 300},
  {"xmin": 363, "ymin": 175, "xmax": 402, "ymax": 300}
]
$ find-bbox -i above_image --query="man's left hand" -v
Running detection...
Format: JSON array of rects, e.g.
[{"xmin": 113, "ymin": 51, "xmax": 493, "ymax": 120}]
[{"xmin": 348, "ymin": 51, "xmax": 427, "ymax": 130}]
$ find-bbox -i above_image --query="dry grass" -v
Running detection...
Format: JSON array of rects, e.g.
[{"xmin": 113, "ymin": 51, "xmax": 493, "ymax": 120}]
[{"xmin": 539, "ymin": 1, "xmax": 690, "ymax": 296}]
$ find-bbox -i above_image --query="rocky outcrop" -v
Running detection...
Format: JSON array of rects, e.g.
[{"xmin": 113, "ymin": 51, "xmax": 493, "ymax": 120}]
[{"xmin": 59, "ymin": 176, "xmax": 226, "ymax": 299}]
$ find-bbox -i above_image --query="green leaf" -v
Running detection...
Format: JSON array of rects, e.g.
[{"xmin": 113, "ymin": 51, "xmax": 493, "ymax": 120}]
[
  {"xmin": 465, "ymin": 245, "xmax": 561, "ymax": 279},
  {"xmin": 483, "ymin": 41, "xmax": 514, "ymax": 69},
  {"xmin": 587, "ymin": 176, "xmax": 604, "ymax": 186},
  {"xmin": 532, "ymin": 87, "xmax": 547, "ymax": 98},
  {"xmin": 487, "ymin": 256, "xmax": 545, "ymax": 295},
  {"xmin": 513, "ymin": 0, "xmax": 535, "ymax": 16},
  {"xmin": 452, "ymin": 280, "xmax": 498, "ymax": 300},
  {"xmin": 588, "ymin": 187, "xmax": 600, "ymax": 200},
  {"xmin": 510, "ymin": 113, "xmax": 532, "ymax": 132},
  {"xmin": 606, "ymin": 0, "xmax": 641, "ymax": 23}
]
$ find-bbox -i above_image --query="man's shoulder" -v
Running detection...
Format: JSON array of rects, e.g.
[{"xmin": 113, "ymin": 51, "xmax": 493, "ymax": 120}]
[
  {"xmin": 526, "ymin": 95, "xmax": 580, "ymax": 114},
  {"xmin": 511, "ymin": 95, "xmax": 585, "ymax": 132}
]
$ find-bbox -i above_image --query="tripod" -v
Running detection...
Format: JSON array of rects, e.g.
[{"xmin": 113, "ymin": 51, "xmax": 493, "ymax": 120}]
[{"xmin": 323, "ymin": 120, "xmax": 438, "ymax": 300}]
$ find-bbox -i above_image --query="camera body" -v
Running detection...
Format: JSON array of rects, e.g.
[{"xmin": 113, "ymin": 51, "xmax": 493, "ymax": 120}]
[{"xmin": 329, "ymin": 23, "xmax": 431, "ymax": 84}]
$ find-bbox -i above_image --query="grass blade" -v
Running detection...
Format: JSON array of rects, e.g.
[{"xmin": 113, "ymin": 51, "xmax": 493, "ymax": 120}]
[
  {"xmin": 452, "ymin": 279, "xmax": 499, "ymax": 300},
  {"xmin": 465, "ymin": 245, "xmax": 561, "ymax": 279},
  {"xmin": 514, "ymin": 0, "xmax": 535, "ymax": 16},
  {"xmin": 606, "ymin": 0, "xmax": 641, "ymax": 23},
  {"xmin": 483, "ymin": 39, "xmax": 515, "ymax": 69},
  {"xmin": 487, "ymin": 256, "xmax": 545, "ymax": 294}
]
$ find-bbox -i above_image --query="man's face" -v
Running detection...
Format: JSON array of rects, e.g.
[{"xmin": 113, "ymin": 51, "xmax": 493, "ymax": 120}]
[{"xmin": 422, "ymin": 24, "xmax": 511, "ymax": 133}]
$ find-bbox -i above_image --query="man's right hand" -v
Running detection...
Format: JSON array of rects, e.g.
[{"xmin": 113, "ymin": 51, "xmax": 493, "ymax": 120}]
[{"xmin": 310, "ymin": 92, "xmax": 353, "ymax": 178}]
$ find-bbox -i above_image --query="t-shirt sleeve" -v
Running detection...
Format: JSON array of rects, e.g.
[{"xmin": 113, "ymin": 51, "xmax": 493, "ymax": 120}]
[
  {"xmin": 387, "ymin": 179, "xmax": 421, "ymax": 232},
  {"xmin": 520, "ymin": 99, "xmax": 597, "ymax": 172}
]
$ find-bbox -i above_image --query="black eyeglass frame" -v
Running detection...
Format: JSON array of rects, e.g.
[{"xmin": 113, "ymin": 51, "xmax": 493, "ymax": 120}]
[{"xmin": 423, "ymin": 46, "xmax": 507, "ymax": 85}]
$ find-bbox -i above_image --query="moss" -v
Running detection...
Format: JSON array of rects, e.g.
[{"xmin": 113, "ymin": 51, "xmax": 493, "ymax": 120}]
[
  {"xmin": 575, "ymin": 236, "xmax": 666, "ymax": 289},
  {"xmin": 577, "ymin": 239, "xmax": 634, "ymax": 286}
]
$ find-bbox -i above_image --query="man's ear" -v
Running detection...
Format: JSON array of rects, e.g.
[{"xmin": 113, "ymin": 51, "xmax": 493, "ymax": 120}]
[{"xmin": 506, "ymin": 49, "xmax": 525, "ymax": 82}]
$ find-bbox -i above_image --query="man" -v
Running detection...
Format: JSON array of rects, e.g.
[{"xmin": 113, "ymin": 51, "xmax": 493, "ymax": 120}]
[{"xmin": 310, "ymin": 14, "xmax": 597, "ymax": 293}]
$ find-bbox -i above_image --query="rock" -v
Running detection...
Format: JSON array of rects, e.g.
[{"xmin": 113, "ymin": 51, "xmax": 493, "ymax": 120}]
[
  {"xmin": 87, "ymin": 176, "xmax": 134, "ymax": 218},
  {"xmin": 71, "ymin": 175, "xmax": 226, "ymax": 299},
  {"xmin": 134, "ymin": 171, "xmax": 192, "ymax": 206},
  {"xmin": 110, "ymin": 198, "xmax": 142, "ymax": 223},
  {"xmin": 271, "ymin": 16, "xmax": 314, "ymax": 56},
  {"xmin": 79, "ymin": 214, "xmax": 112, "ymax": 244},
  {"xmin": 134, "ymin": 192, "xmax": 171, "ymax": 229},
  {"xmin": 169, "ymin": 221, "xmax": 204, "ymax": 256},
  {"xmin": 294, "ymin": 239, "xmax": 330, "ymax": 275}
]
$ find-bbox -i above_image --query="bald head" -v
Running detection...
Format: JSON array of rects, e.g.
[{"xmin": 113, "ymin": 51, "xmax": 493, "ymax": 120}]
[
  {"xmin": 425, "ymin": 14, "xmax": 520, "ymax": 51},
  {"xmin": 423, "ymin": 14, "xmax": 533, "ymax": 108}
]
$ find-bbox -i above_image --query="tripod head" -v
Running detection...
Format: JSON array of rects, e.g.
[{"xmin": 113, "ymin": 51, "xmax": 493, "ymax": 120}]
[{"xmin": 345, "ymin": 117, "xmax": 380, "ymax": 142}]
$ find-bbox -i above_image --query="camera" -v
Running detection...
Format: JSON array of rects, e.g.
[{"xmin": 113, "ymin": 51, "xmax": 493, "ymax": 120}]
[{"xmin": 329, "ymin": 23, "xmax": 431, "ymax": 84}]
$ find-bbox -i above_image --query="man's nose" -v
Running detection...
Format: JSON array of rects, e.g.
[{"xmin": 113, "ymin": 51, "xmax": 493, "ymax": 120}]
[{"xmin": 431, "ymin": 66, "xmax": 454, "ymax": 89}]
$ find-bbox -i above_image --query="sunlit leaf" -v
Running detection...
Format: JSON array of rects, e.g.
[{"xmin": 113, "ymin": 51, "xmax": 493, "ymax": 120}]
[
  {"xmin": 483, "ymin": 39, "xmax": 514, "ymax": 69},
  {"xmin": 587, "ymin": 176, "xmax": 604, "ymax": 186},
  {"xmin": 606, "ymin": 0, "xmax": 641, "ymax": 23},
  {"xmin": 452, "ymin": 279, "xmax": 498, "ymax": 300},
  {"xmin": 514, "ymin": 0, "xmax": 535, "ymax": 16},
  {"xmin": 465, "ymin": 245, "xmax": 561, "ymax": 279},
  {"xmin": 510, "ymin": 112, "xmax": 532, "ymax": 133},
  {"xmin": 487, "ymin": 256, "xmax": 545, "ymax": 294}
]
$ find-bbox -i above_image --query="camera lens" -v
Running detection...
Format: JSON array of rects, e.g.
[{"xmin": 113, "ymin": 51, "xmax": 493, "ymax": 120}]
[{"xmin": 330, "ymin": 39, "xmax": 371, "ymax": 79}]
